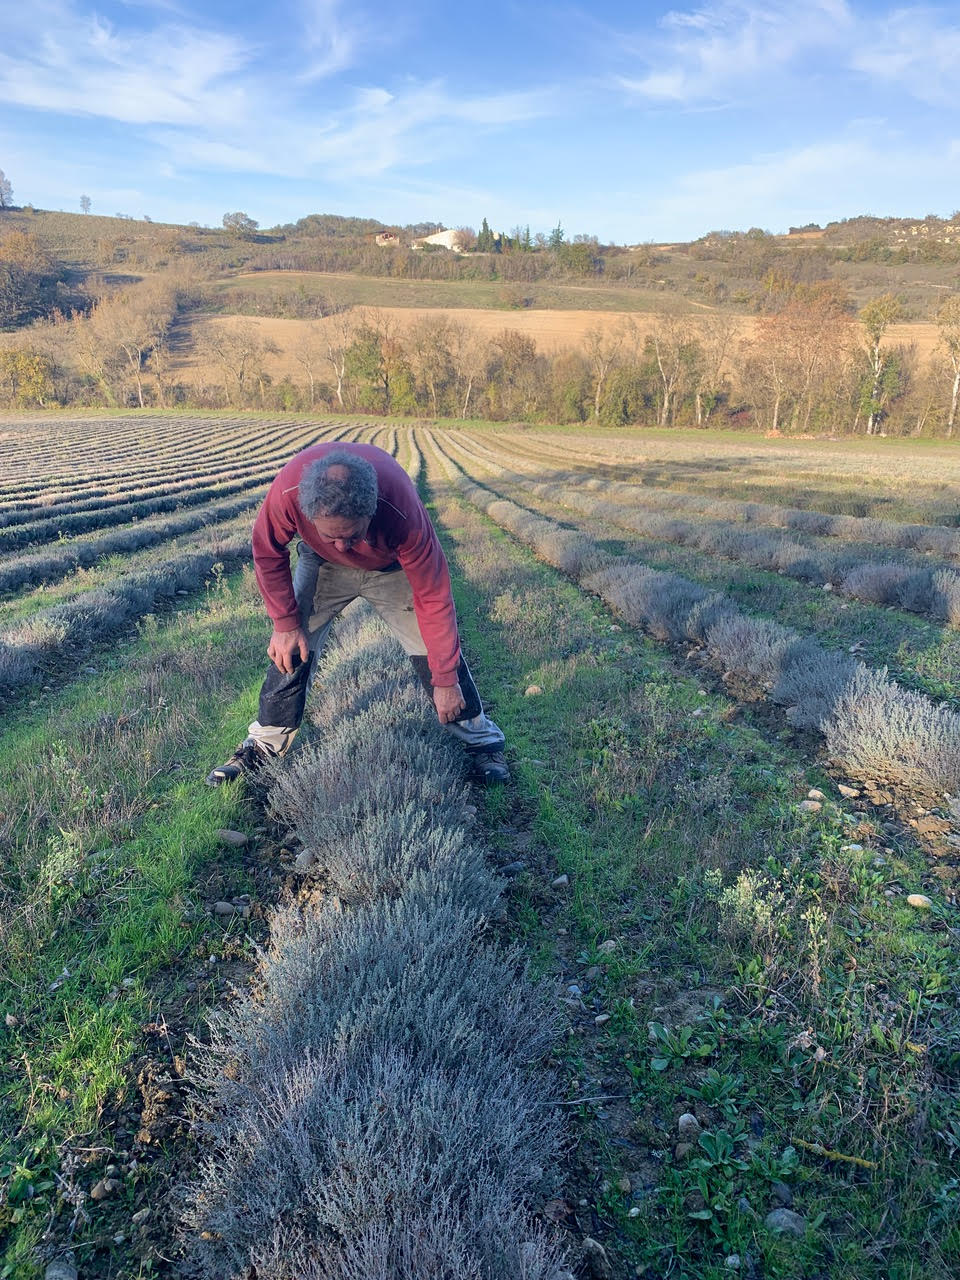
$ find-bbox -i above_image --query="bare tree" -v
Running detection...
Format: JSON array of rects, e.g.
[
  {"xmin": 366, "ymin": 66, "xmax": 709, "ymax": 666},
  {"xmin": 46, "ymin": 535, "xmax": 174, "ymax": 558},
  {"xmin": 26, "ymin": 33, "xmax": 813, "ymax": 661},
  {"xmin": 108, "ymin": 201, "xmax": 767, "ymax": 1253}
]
[
  {"xmin": 0, "ymin": 169, "xmax": 12, "ymax": 208},
  {"xmin": 80, "ymin": 194, "xmax": 91, "ymax": 215},
  {"xmin": 937, "ymin": 295, "xmax": 960, "ymax": 436},
  {"xmin": 200, "ymin": 320, "xmax": 276, "ymax": 407},
  {"xmin": 584, "ymin": 323, "xmax": 628, "ymax": 419},
  {"xmin": 649, "ymin": 314, "xmax": 701, "ymax": 426},
  {"xmin": 407, "ymin": 314, "xmax": 454, "ymax": 416},
  {"xmin": 317, "ymin": 305, "xmax": 354, "ymax": 408},
  {"xmin": 860, "ymin": 294, "xmax": 902, "ymax": 435}
]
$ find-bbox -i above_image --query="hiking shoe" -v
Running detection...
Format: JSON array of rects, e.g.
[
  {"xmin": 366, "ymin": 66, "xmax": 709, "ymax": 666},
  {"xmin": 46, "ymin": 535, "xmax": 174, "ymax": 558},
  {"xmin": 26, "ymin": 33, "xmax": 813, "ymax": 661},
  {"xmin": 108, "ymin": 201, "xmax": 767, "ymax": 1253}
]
[
  {"xmin": 470, "ymin": 749, "xmax": 510, "ymax": 786},
  {"xmin": 205, "ymin": 741, "xmax": 273, "ymax": 787}
]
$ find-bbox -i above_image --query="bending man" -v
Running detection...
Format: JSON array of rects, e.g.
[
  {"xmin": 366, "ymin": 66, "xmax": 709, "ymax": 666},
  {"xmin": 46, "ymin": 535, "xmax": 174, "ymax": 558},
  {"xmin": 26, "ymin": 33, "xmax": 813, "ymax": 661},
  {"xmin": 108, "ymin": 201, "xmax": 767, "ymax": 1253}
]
[{"xmin": 206, "ymin": 443, "xmax": 509, "ymax": 786}]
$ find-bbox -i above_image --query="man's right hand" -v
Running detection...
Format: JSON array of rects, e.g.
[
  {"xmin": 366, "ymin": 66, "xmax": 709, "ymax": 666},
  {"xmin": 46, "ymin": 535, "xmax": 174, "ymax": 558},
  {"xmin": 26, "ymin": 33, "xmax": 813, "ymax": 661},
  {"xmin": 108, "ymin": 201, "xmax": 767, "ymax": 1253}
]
[{"xmin": 268, "ymin": 626, "xmax": 309, "ymax": 675}]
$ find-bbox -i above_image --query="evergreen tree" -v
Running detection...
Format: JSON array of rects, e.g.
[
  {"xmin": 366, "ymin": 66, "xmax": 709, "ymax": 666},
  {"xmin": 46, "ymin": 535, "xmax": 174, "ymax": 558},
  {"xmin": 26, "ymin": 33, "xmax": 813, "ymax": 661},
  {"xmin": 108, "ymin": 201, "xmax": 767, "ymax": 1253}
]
[{"xmin": 476, "ymin": 217, "xmax": 494, "ymax": 252}]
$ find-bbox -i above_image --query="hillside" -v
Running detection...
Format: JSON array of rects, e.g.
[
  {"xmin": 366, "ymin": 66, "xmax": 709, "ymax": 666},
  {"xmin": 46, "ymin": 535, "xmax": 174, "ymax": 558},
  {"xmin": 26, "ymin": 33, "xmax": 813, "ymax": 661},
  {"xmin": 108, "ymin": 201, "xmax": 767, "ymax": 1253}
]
[{"xmin": 1, "ymin": 204, "xmax": 959, "ymax": 435}]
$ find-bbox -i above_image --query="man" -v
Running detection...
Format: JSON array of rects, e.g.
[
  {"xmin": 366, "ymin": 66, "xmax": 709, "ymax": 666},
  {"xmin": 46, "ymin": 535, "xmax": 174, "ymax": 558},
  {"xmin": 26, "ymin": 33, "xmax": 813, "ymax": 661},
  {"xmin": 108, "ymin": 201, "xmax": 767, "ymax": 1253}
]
[{"xmin": 206, "ymin": 442, "xmax": 509, "ymax": 786}]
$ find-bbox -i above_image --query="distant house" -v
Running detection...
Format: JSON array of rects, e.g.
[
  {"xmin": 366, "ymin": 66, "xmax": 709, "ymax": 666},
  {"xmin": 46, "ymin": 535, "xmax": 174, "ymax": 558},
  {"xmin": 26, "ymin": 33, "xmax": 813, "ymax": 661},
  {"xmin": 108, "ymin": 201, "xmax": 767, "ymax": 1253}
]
[
  {"xmin": 375, "ymin": 232, "xmax": 400, "ymax": 247},
  {"xmin": 411, "ymin": 229, "xmax": 464, "ymax": 252}
]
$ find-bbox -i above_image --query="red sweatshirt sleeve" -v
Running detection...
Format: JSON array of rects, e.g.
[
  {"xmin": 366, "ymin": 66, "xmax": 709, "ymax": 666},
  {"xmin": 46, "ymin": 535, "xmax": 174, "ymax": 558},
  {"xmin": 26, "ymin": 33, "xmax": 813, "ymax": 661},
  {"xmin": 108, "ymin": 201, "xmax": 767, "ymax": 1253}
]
[
  {"xmin": 252, "ymin": 480, "xmax": 301, "ymax": 632},
  {"xmin": 395, "ymin": 501, "xmax": 462, "ymax": 687}
]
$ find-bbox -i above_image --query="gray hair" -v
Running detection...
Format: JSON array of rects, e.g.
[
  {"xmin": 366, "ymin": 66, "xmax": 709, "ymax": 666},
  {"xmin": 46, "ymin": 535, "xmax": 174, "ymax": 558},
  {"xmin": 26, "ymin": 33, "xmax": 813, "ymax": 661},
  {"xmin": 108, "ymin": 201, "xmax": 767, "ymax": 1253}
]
[{"xmin": 298, "ymin": 449, "xmax": 378, "ymax": 521}]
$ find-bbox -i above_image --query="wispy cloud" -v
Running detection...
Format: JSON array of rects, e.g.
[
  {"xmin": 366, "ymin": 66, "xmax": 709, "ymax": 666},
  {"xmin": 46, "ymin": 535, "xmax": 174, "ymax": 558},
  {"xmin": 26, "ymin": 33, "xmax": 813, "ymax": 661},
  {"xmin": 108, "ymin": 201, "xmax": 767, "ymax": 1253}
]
[
  {"xmin": 637, "ymin": 132, "xmax": 960, "ymax": 236},
  {"xmin": 851, "ymin": 6, "xmax": 960, "ymax": 106},
  {"xmin": 618, "ymin": 0, "xmax": 853, "ymax": 103},
  {"xmin": 0, "ymin": 1, "xmax": 251, "ymax": 125},
  {"xmin": 299, "ymin": 0, "xmax": 366, "ymax": 81}
]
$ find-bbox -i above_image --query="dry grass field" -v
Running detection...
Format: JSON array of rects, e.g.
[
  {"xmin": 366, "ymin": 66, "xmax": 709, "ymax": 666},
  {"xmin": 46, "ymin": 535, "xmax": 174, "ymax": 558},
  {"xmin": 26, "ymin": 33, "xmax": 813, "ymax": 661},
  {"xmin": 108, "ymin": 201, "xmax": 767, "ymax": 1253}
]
[{"xmin": 1, "ymin": 414, "xmax": 959, "ymax": 1280}]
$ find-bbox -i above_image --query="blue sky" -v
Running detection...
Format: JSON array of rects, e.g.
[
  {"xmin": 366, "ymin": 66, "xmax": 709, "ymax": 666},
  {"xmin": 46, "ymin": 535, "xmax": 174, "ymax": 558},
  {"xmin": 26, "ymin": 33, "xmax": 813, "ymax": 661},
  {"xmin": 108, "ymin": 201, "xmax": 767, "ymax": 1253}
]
[{"xmin": 1, "ymin": 0, "xmax": 959, "ymax": 242}]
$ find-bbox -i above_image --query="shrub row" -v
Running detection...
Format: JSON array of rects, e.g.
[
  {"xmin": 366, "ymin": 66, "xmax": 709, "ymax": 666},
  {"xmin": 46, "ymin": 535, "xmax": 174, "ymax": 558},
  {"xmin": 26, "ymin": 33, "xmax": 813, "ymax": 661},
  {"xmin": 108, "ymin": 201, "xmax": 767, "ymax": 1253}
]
[
  {"xmin": 0, "ymin": 527, "xmax": 252, "ymax": 694},
  {"xmin": 427, "ymin": 433, "xmax": 960, "ymax": 798},
  {"xmin": 0, "ymin": 417, "xmax": 351, "ymax": 503},
  {"xmin": 0, "ymin": 423, "xmax": 330, "ymax": 527},
  {"xmin": 0, "ymin": 492, "xmax": 262, "ymax": 596},
  {"xmin": 183, "ymin": 611, "xmax": 568, "ymax": 1279},
  {"xmin": 486, "ymin": 430, "xmax": 960, "ymax": 558},
  {"xmin": 449, "ymin": 434, "xmax": 960, "ymax": 627}
]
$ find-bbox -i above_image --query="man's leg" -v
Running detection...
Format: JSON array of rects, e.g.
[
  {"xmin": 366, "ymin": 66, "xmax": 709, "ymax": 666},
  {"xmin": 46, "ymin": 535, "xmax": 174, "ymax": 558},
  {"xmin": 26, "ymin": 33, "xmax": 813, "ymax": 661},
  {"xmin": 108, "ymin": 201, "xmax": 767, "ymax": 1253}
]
[
  {"xmin": 206, "ymin": 552, "xmax": 358, "ymax": 784},
  {"xmin": 360, "ymin": 567, "xmax": 509, "ymax": 783}
]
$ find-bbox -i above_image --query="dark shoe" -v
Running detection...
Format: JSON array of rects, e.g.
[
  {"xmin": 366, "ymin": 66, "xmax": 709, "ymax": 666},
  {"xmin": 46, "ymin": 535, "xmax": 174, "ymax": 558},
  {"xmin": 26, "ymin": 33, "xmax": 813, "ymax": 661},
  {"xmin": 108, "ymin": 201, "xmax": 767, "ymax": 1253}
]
[
  {"xmin": 470, "ymin": 749, "xmax": 510, "ymax": 786},
  {"xmin": 205, "ymin": 741, "xmax": 272, "ymax": 787}
]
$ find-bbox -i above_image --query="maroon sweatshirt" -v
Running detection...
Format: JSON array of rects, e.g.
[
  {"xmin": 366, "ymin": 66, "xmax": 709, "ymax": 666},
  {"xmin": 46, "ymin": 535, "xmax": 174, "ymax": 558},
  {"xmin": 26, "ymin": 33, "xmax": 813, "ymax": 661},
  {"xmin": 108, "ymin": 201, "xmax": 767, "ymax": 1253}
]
[{"xmin": 251, "ymin": 442, "xmax": 461, "ymax": 687}]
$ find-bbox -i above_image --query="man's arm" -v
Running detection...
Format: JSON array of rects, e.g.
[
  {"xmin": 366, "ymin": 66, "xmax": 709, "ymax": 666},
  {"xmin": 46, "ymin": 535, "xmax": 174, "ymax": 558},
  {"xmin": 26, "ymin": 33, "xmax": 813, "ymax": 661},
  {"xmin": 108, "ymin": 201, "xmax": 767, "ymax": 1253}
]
[
  {"xmin": 395, "ymin": 508, "xmax": 462, "ymax": 689},
  {"xmin": 252, "ymin": 485, "xmax": 308, "ymax": 673}
]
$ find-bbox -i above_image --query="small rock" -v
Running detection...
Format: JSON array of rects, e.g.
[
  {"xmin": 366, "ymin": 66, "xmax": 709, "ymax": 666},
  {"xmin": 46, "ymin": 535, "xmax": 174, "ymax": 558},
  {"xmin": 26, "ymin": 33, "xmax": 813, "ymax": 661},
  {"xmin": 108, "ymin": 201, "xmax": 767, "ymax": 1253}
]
[
  {"xmin": 807, "ymin": 788, "xmax": 826, "ymax": 801},
  {"xmin": 770, "ymin": 1180, "xmax": 793, "ymax": 1208},
  {"xmin": 674, "ymin": 1142, "xmax": 694, "ymax": 1160},
  {"xmin": 240, "ymin": 905, "xmax": 251, "ymax": 919},
  {"xmin": 212, "ymin": 901, "xmax": 236, "ymax": 916},
  {"xmin": 552, "ymin": 874, "xmax": 570, "ymax": 888},
  {"xmin": 44, "ymin": 1257, "xmax": 78, "ymax": 1280},
  {"xmin": 463, "ymin": 804, "xmax": 478, "ymax": 818},
  {"xmin": 765, "ymin": 1207, "xmax": 807, "ymax": 1238},
  {"xmin": 581, "ymin": 1236, "xmax": 613, "ymax": 1280},
  {"xmin": 113, "ymin": 1233, "xmax": 125, "ymax": 1245},
  {"xmin": 738, "ymin": 1196, "xmax": 757, "ymax": 1218},
  {"xmin": 121, "ymin": 977, "xmax": 134, "ymax": 988},
  {"xmin": 725, "ymin": 1257, "xmax": 741, "ymax": 1271},
  {"xmin": 293, "ymin": 848, "xmax": 318, "ymax": 875},
  {"xmin": 609, "ymin": 624, "xmax": 622, "ymax": 632},
  {"xmin": 556, "ymin": 927, "xmax": 568, "ymax": 936},
  {"xmin": 841, "ymin": 843, "xmax": 863, "ymax": 853},
  {"xmin": 5, "ymin": 1012, "xmax": 18, "ymax": 1028},
  {"xmin": 838, "ymin": 784, "xmax": 860, "ymax": 798},
  {"xmin": 216, "ymin": 829, "xmax": 249, "ymax": 847},
  {"xmin": 585, "ymin": 965, "xmax": 601, "ymax": 982},
  {"xmin": 595, "ymin": 1013, "xmax": 611, "ymax": 1026},
  {"xmin": 597, "ymin": 939, "xmax": 617, "ymax": 955},
  {"xmin": 907, "ymin": 893, "xmax": 933, "ymax": 910},
  {"xmin": 176, "ymin": 589, "xmax": 190, "ymax": 596},
  {"xmin": 501, "ymin": 860, "xmax": 527, "ymax": 876},
  {"xmin": 184, "ymin": 980, "xmax": 197, "ymax": 992},
  {"xmin": 90, "ymin": 1177, "xmax": 121, "ymax": 1201},
  {"xmin": 528, "ymin": 759, "xmax": 547, "ymax": 767},
  {"xmin": 677, "ymin": 1112, "xmax": 701, "ymax": 1140},
  {"xmin": 524, "ymin": 684, "xmax": 543, "ymax": 697},
  {"xmin": 132, "ymin": 1207, "xmax": 151, "ymax": 1225},
  {"xmin": 617, "ymin": 1176, "xmax": 631, "ymax": 1193},
  {"xmin": 797, "ymin": 799, "xmax": 822, "ymax": 814},
  {"xmin": 84, "ymin": 666, "xmax": 98, "ymax": 675},
  {"xmin": 822, "ymin": 583, "xmax": 833, "ymax": 592},
  {"xmin": 567, "ymin": 983, "xmax": 582, "ymax": 996}
]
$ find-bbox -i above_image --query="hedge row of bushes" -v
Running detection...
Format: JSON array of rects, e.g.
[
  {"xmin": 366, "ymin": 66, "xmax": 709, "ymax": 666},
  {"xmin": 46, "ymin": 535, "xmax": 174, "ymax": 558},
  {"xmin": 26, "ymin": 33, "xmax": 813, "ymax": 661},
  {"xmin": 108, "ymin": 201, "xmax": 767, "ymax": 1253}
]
[
  {"xmin": 183, "ymin": 610, "xmax": 570, "ymax": 1279},
  {"xmin": 429, "ymin": 434, "xmax": 960, "ymax": 798},
  {"xmin": 490, "ymin": 430, "xmax": 960, "ymax": 557},
  {"xmin": 448, "ymin": 434, "xmax": 960, "ymax": 627},
  {"xmin": 0, "ymin": 424, "xmax": 327, "ymax": 525},
  {"xmin": 0, "ymin": 493, "xmax": 262, "ymax": 596},
  {"xmin": 0, "ymin": 523, "xmax": 253, "ymax": 693},
  {"xmin": 0, "ymin": 415, "xmax": 345, "ymax": 502}
]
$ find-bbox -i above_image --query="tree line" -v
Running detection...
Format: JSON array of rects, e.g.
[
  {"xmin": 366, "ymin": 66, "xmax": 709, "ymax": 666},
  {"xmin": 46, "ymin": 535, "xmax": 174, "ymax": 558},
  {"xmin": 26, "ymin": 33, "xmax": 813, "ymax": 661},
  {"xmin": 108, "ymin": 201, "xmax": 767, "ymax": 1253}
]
[{"xmin": 4, "ymin": 282, "xmax": 960, "ymax": 436}]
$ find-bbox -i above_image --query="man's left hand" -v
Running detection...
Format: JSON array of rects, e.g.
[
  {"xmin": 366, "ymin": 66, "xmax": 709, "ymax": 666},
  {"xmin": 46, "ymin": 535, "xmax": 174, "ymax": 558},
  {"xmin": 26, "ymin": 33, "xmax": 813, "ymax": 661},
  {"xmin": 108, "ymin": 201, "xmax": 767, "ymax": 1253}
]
[{"xmin": 434, "ymin": 682, "xmax": 466, "ymax": 725}]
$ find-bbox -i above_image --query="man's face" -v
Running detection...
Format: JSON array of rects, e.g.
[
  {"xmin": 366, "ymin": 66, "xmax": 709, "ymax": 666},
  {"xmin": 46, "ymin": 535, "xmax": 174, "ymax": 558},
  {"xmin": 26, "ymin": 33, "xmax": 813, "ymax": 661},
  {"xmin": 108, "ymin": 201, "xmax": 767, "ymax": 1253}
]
[{"xmin": 311, "ymin": 514, "xmax": 371, "ymax": 554}]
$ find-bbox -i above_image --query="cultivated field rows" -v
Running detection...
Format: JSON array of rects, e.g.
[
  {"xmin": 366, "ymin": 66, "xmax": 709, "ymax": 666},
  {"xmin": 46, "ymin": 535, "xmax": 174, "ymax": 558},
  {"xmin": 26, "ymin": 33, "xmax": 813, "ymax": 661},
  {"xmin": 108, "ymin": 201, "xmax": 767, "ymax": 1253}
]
[
  {"xmin": 500, "ymin": 428, "xmax": 960, "ymax": 496},
  {"xmin": 445, "ymin": 432, "xmax": 960, "ymax": 710},
  {"xmin": 3, "ymin": 416, "xmax": 958, "ymax": 1279},
  {"xmin": 450, "ymin": 432, "xmax": 960, "ymax": 627},
  {"xmin": 0, "ymin": 415, "xmax": 387, "ymax": 497},
  {"xmin": 426, "ymin": 428, "xmax": 960, "ymax": 800},
  {"xmin": 489, "ymin": 430, "xmax": 960, "ymax": 554}
]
